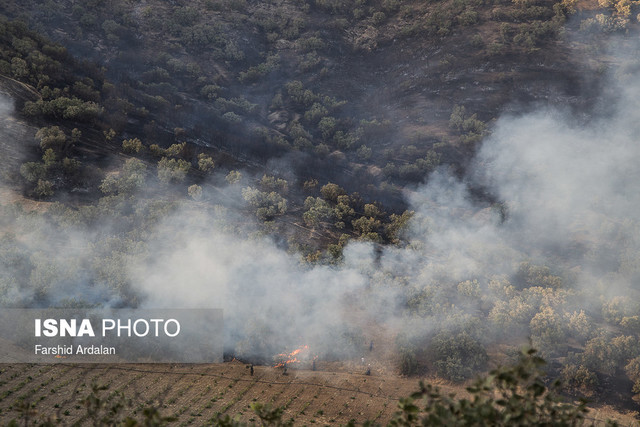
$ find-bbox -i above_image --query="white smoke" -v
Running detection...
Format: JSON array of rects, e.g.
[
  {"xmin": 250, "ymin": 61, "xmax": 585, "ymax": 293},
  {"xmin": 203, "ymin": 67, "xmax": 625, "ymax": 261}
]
[
  {"xmin": 2, "ymin": 38, "xmax": 640, "ymax": 365},
  {"xmin": 116, "ymin": 44, "xmax": 640, "ymax": 359}
]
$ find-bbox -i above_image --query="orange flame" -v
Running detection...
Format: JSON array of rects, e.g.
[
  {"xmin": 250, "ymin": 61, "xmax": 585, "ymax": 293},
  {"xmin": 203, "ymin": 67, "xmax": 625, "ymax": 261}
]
[{"xmin": 274, "ymin": 345, "xmax": 309, "ymax": 368}]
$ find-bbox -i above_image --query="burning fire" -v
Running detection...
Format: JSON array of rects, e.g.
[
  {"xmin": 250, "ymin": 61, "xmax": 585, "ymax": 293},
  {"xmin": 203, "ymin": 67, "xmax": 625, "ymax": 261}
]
[{"xmin": 274, "ymin": 345, "xmax": 309, "ymax": 368}]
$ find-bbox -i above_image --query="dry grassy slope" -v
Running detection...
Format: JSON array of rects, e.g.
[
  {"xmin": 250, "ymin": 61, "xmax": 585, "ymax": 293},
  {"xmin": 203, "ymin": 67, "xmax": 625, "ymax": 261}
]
[{"xmin": 0, "ymin": 361, "xmax": 637, "ymax": 426}]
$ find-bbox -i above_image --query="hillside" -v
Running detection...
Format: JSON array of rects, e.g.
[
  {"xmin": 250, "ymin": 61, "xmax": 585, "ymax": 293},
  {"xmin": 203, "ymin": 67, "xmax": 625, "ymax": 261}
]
[
  {"xmin": 0, "ymin": 0, "xmax": 626, "ymax": 251},
  {"xmin": 0, "ymin": 0, "xmax": 606, "ymax": 202},
  {"xmin": 1, "ymin": 0, "xmax": 640, "ymax": 423}
]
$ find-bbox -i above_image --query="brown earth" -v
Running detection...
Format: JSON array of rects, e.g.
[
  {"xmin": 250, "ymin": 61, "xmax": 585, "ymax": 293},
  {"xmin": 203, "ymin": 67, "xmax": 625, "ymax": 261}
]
[{"xmin": 0, "ymin": 360, "xmax": 637, "ymax": 426}]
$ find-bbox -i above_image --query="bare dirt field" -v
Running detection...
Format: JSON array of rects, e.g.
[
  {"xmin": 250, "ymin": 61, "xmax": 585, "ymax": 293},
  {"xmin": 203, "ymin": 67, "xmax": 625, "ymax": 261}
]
[
  {"xmin": 0, "ymin": 360, "xmax": 421, "ymax": 425},
  {"xmin": 0, "ymin": 360, "xmax": 637, "ymax": 426}
]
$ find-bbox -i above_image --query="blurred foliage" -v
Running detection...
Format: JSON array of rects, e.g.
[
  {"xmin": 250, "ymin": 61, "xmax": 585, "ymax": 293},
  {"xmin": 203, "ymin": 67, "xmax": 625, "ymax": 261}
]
[{"xmin": 389, "ymin": 349, "xmax": 600, "ymax": 427}]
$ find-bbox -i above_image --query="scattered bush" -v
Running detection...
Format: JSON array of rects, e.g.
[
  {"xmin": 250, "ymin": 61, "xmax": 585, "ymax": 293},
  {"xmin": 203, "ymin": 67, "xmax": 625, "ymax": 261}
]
[
  {"xmin": 99, "ymin": 158, "xmax": 147, "ymax": 195},
  {"xmin": 35, "ymin": 126, "xmax": 66, "ymax": 150},
  {"xmin": 320, "ymin": 183, "xmax": 346, "ymax": 202},
  {"xmin": 226, "ymin": 170, "xmax": 242, "ymax": 184},
  {"xmin": 430, "ymin": 331, "xmax": 488, "ymax": 382},
  {"xmin": 188, "ymin": 184, "xmax": 203, "ymax": 200},
  {"xmin": 157, "ymin": 157, "xmax": 190, "ymax": 183},
  {"xmin": 303, "ymin": 197, "xmax": 334, "ymax": 227},
  {"xmin": 34, "ymin": 179, "xmax": 54, "ymax": 198},
  {"xmin": 260, "ymin": 175, "xmax": 288, "ymax": 193},
  {"xmin": 242, "ymin": 187, "xmax": 288, "ymax": 220},
  {"xmin": 197, "ymin": 153, "xmax": 215, "ymax": 172},
  {"xmin": 530, "ymin": 306, "xmax": 567, "ymax": 356},
  {"xmin": 20, "ymin": 162, "xmax": 46, "ymax": 183},
  {"xmin": 122, "ymin": 138, "xmax": 142, "ymax": 154}
]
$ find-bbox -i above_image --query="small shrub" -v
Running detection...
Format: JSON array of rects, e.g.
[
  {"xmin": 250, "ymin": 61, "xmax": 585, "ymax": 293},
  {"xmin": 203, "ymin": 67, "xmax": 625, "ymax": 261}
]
[
  {"xmin": 35, "ymin": 126, "xmax": 66, "ymax": 150},
  {"xmin": 197, "ymin": 154, "xmax": 215, "ymax": 172},
  {"xmin": 34, "ymin": 179, "xmax": 54, "ymax": 198},
  {"xmin": 226, "ymin": 170, "xmax": 242, "ymax": 185},
  {"xmin": 122, "ymin": 138, "xmax": 142, "ymax": 154},
  {"xmin": 188, "ymin": 184, "xmax": 203, "ymax": 200},
  {"xmin": 157, "ymin": 157, "xmax": 190, "ymax": 183}
]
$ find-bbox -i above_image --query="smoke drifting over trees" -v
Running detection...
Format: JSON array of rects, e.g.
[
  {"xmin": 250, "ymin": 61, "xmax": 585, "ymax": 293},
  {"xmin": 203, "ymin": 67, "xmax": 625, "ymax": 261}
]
[
  {"xmin": 1, "ymin": 1, "xmax": 640, "ymax": 409},
  {"xmin": 2, "ymin": 41, "xmax": 639, "ymax": 382}
]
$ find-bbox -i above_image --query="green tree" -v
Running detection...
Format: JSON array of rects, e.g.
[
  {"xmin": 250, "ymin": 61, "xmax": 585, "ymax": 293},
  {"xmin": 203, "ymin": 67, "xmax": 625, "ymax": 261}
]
[
  {"xmin": 561, "ymin": 364, "xmax": 599, "ymax": 395},
  {"xmin": 226, "ymin": 170, "xmax": 242, "ymax": 185},
  {"xmin": 157, "ymin": 157, "xmax": 190, "ymax": 183},
  {"xmin": 565, "ymin": 310, "xmax": 594, "ymax": 341},
  {"xmin": 20, "ymin": 162, "xmax": 46, "ymax": 183},
  {"xmin": 602, "ymin": 296, "xmax": 633, "ymax": 325},
  {"xmin": 260, "ymin": 175, "xmax": 288, "ymax": 193},
  {"xmin": 103, "ymin": 128, "xmax": 116, "ymax": 141},
  {"xmin": 242, "ymin": 187, "xmax": 288, "ymax": 220},
  {"xmin": 529, "ymin": 306, "xmax": 567, "ymax": 356},
  {"xmin": 165, "ymin": 142, "xmax": 186, "ymax": 158},
  {"xmin": 385, "ymin": 210, "xmax": 414, "ymax": 243},
  {"xmin": 122, "ymin": 138, "xmax": 143, "ymax": 154},
  {"xmin": 33, "ymin": 179, "xmax": 54, "ymax": 198},
  {"xmin": 624, "ymin": 357, "xmax": 640, "ymax": 400},
  {"xmin": 42, "ymin": 148, "xmax": 56, "ymax": 169},
  {"xmin": 430, "ymin": 331, "xmax": 488, "ymax": 382},
  {"xmin": 62, "ymin": 157, "xmax": 81, "ymax": 175},
  {"xmin": 197, "ymin": 153, "xmax": 215, "ymax": 172},
  {"xmin": 320, "ymin": 182, "xmax": 346, "ymax": 202},
  {"xmin": 356, "ymin": 144, "xmax": 372, "ymax": 160},
  {"xmin": 363, "ymin": 203, "xmax": 382, "ymax": 218},
  {"xmin": 188, "ymin": 184, "xmax": 203, "ymax": 200},
  {"xmin": 200, "ymin": 84, "xmax": 220, "ymax": 99},
  {"xmin": 352, "ymin": 216, "xmax": 381, "ymax": 235},
  {"xmin": 71, "ymin": 128, "xmax": 82, "ymax": 143},
  {"xmin": 149, "ymin": 144, "xmax": 166, "ymax": 157},
  {"xmin": 304, "ymin": 102, "xmax": 328, "ymax": 123},
  {"xmin": 35, "ymin": 126, "xmax": 66, "ymax": 150},
  {"xmin": 397, "ymin": 333, "xmax": 420, "ymax": 376},
  {"xmin": 303, "ymin": 197, "xmax": 334, "ymax": 227},
  {"xmin": 99, "ymin": 158, "xmax": 147, "ymax": 195},
  {"xmin": 303, "ymin": 178, "xmax": 318, "ymax": 192},
  {"xmin": 11, "ymin": 57, "xmax": 28, "ymax": 78}
]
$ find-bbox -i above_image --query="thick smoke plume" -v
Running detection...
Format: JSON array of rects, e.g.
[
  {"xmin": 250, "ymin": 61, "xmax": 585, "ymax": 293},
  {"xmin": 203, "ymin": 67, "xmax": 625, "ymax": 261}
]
[
  {"xmin": 1, "ymin": 42, "xmax": 639, "ymax": 365},
  {"xmin": 127, "ymin": 47, "xmax": 640, "ymax": 359}
]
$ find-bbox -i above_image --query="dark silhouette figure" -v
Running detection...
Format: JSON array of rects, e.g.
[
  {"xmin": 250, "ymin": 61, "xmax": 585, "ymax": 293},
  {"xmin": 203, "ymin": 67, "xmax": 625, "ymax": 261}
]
[
  {"xmin": 366, "ymin": 364, "xmax": 371, "ymax": 375},
  {"xmin": 250, "ymin": 364, "xmax": 254, "ymax": 376},
  {"xmin": 283, "ymin": 362, "xmax": 288, "ymax": 375},
  {"xmin": 369, "ymin": 340, "xmax": 374, "ymax": 351},
  {"xmin": 312, "ymin": 359, "xmax": 316, "ymax": 371}
]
